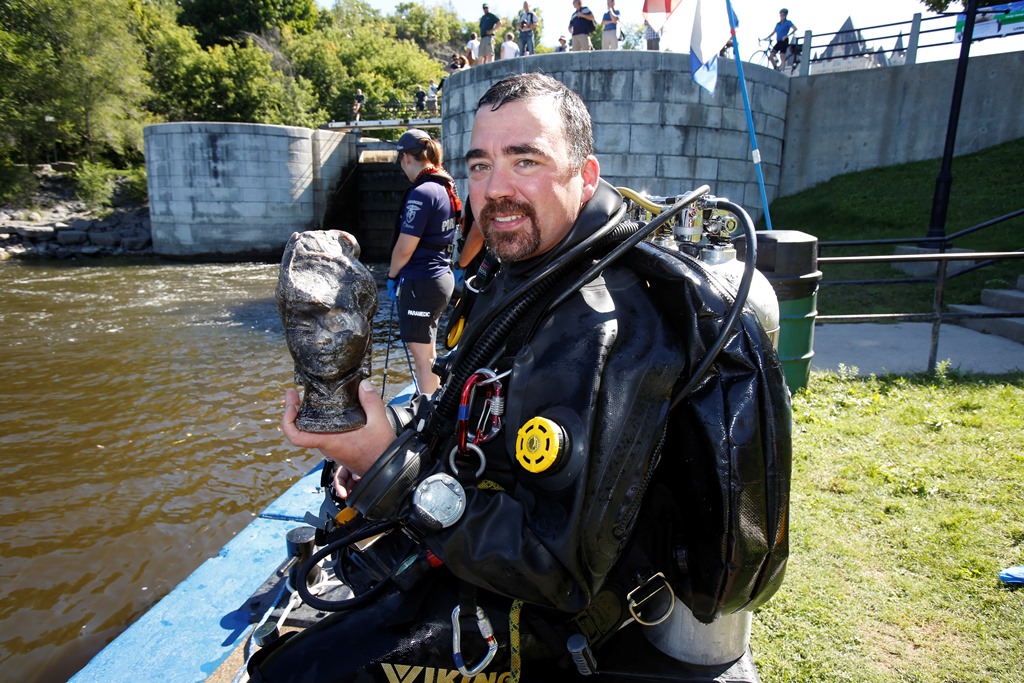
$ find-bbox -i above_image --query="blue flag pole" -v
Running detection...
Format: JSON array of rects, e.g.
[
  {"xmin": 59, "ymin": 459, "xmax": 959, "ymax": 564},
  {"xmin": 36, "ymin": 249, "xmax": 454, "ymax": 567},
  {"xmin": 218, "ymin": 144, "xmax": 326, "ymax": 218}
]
[{"xmin": 724, "ymin": 0, "xmax": 773, "ymax": 230}]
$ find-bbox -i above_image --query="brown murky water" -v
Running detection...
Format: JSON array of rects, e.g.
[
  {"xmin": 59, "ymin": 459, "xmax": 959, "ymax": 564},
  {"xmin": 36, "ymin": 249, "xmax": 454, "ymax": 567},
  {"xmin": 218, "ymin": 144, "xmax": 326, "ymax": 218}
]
[{"xmin": 0, "ymin": 259, "xmax": 408, "ymax": 682}]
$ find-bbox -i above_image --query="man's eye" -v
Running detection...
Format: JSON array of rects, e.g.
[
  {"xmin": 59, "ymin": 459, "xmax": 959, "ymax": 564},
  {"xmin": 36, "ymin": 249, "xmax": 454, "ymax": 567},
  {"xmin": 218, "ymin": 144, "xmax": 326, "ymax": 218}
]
[
  {"xmin": 516, "ymin": 158, "xmax": 537, "ymax": 168},
  {"xmin": 468, "ymin": 162, "xmax": 490, "ymax": 172}
]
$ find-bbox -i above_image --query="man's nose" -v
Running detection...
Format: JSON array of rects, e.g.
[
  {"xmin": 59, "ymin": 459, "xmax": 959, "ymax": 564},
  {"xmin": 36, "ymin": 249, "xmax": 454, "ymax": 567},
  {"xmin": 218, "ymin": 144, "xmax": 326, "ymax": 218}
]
[{"xmin": 483, "ymin": 164, "xmax": 515, "ymax": 200}]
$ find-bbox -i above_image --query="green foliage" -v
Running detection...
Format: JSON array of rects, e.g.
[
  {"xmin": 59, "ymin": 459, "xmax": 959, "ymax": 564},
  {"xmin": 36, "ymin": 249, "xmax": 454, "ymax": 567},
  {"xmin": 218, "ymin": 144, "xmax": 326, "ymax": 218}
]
[
  {"xmin": 391, "ymin": 1, "xmax": 466, "ymax": 55},
  {"xmin": 0, "ymin": 164, "xmax": 39, "ymax": 206},
  {"xmin": 619, "ymin": 22, "xmax": 645, "ymax": 50},
  {"xmin": 921, "ymin": 0, "xmax": 1010, "ymax": 12},
  {"xmin": 71, "ymin": 161, "xmax": 148, "ymax": 207},
  {"xmin": 72, "ymin": 160, "xmax": 117, "ymax": 207},
  {"xmin": 753, "ymin": 370, "xmax": 1024, "ymax": 681},
  {"xmin": 0, "ymin": 0, "xmax": 70, "ymax": 165},
  {"xmin": 179, "ymin": 0, "xmax": 318, "ymax": 47},
  {"xmin": 62, "ymin": 0, "xmax": 153, "ymax": 159},
  {"xmin": 1, "ymin": 0, "xmax": 151, "ymax": 164},
  {"xmin": 1, "ymin": 0, "xmax": 474, "ymax": 163}
]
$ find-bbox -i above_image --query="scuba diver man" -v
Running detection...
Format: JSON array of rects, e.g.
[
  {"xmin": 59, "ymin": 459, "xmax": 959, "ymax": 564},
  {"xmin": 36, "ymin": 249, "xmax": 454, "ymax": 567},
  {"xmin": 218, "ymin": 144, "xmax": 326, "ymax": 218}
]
[{"xmin": 260, "ymin": 72, "xmax": 790, "ymax": 682}]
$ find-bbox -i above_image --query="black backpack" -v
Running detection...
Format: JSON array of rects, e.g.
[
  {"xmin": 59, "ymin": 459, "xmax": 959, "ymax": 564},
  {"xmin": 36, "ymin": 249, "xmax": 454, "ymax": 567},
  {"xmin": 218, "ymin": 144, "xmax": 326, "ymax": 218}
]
[{"xmin": 625, "ymin": 242, "xmax": 792, "ymax": 624}]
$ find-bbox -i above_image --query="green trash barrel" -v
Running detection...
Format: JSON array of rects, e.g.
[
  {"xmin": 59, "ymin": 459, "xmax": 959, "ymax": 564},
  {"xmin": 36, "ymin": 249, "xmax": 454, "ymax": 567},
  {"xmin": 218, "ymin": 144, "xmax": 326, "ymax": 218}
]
[{"xmin": 751, "ymin": 230, "xmax": 822, "ymax": 392}]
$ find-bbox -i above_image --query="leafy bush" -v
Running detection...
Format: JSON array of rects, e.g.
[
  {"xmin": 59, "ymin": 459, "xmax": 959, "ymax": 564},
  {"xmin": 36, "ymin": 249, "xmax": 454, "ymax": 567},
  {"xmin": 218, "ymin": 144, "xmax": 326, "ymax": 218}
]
[
  {"xmin": 73, "ymin": 160, "xmax": 117, "ymax": 207},
  {"xmin": 114, "ymin": 167, "xmax": 148, "ymax": 205},
  {"xmin": 0, "ymin": 164, "xmax": 40, "ymax": 207}
]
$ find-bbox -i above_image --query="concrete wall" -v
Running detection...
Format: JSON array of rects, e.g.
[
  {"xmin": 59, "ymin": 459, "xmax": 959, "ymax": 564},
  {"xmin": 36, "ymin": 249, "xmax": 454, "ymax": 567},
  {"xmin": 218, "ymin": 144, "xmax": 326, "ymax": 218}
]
[
  {"xmin": 440, "ymin": 51, "xmax": 790, "ymax": 223},
  {"xmin": 780, "ymin": 51, "xmax": 1024, "ymax": 196},
  {"xmin": 145, "ymin": 122, "xmax": 358, "ymax": 258},
  {"xmin": 143, "ymin": 50, "xmax": 1022, "ymax": 258}
]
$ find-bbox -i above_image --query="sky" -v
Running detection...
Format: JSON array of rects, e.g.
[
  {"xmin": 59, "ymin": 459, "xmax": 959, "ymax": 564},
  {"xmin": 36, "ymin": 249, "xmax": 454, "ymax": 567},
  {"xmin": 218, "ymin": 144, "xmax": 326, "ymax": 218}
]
[{"xmin": 324, "ymin": 0, "xmax": 1022, "ymax": 63}]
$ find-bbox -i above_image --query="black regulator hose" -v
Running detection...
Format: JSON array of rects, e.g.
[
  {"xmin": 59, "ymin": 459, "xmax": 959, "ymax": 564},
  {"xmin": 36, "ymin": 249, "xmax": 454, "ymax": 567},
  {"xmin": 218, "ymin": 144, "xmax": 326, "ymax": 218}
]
[
  {"xmin": 427, "ymin": 202, "xmax": 631, "ymax": 434},
  {"xmin": 295, "ymin": 519, "xmax": 400, "ymax": 612},
  {"xmin": 548, "ymin": 185, "xmax": 710, "ymax": 311},
  {"xmin": 669, "ymin": 197, "xmax": 757, "ymax": 409}
]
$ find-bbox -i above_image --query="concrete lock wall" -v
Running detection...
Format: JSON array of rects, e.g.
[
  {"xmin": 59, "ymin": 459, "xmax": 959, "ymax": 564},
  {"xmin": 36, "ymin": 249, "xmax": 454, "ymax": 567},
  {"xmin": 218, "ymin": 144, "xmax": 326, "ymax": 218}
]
[
  {"xmin": 780, "ymin": 51, "xmax": 1024, "ymax": 196},
  {"xmin": 145, "ymin": 122, "xmax": 357, "ymax": 258},
  {"xmin": 143, "ymin": 51, "xmax": 1023, "ymax": 258},
  {"xmin": 441, "ymin": 51, "xmax": 789, "ymax": 223}
]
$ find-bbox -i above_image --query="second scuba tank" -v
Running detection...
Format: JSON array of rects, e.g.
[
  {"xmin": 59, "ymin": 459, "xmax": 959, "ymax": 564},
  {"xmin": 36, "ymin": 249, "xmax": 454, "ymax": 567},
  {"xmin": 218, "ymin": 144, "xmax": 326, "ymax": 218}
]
[{"xmin": 699, "ymin": 241, "xmax": 780, "ymax": 349}]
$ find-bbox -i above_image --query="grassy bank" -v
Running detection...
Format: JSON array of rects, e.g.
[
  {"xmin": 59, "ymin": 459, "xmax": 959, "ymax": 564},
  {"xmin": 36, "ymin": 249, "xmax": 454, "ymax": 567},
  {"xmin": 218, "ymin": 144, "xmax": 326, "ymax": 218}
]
[
  {"xmin": 749, "ymin": 366, "xmax": 1024, "ymax": 681},
  {"xmin": 765, "ymin": 137, "xmax": 1024, "ymax": 317}
]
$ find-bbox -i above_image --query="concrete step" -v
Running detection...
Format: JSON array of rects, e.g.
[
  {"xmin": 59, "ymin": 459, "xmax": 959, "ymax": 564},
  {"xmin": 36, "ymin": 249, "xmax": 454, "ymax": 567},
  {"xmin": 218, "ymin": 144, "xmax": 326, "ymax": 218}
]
[
  {"xmin": 981, "ymin": 288, "xmax": 1024, "ymax": 312},
  {"xmin": 950, "ymin": 304, "xmax": 1024, "ymax": 344}
]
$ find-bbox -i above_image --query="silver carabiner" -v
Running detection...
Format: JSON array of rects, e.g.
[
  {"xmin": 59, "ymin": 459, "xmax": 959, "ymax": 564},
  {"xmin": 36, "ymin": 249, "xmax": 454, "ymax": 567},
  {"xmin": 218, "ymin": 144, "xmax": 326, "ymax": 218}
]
[
  {"xmin": 449, "ymin": 442, "xmax": 487, "ymax": 480},
  {"xmin": 451, "ymin": 604, "xmax": 498, "ymax": 676}
]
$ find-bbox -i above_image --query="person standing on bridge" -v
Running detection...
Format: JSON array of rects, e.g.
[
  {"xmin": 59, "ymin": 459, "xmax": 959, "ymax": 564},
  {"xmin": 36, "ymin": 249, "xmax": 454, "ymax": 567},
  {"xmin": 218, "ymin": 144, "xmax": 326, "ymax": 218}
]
[
  {"xmin": 387, "ymin": 129, "xmax": 460, "ymax": 397},
  {"xmin": 765, "ymin": 8, "xmax": 797, "ymax": 70},
  {"xmin": 478, "ymin": 4, "xmax": 502, "ymax": 64}
]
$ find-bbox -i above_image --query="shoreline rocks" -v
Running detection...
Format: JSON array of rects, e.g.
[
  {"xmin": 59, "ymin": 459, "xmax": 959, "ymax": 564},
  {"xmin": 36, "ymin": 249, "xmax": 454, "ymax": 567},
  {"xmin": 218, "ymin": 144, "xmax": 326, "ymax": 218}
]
[{"xmin": 0, "ymin": 167, "xmax": 153, "ymax": 261}]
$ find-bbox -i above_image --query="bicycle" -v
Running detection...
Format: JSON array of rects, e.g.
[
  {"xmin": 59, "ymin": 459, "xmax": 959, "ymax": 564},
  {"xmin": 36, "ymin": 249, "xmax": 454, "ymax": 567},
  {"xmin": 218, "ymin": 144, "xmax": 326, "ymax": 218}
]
[
  {"xmin": 750, "ymin": 37, "xmax": 800, "ymax": 74},
  {"xmin": 749, "ymin": 38, "xmax": 776, "ymax": 69}
]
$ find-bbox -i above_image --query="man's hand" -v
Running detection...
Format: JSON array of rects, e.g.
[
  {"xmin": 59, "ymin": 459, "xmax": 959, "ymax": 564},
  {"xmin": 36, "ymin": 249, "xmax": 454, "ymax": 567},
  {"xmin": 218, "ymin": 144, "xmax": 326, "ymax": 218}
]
[
  {"xmin": 387, "ymin": 277, "xmax": 400, "ymax": 302},
  {"xmin": 281, "ymin": 381, "xmax": 396, "ymax": 476}
]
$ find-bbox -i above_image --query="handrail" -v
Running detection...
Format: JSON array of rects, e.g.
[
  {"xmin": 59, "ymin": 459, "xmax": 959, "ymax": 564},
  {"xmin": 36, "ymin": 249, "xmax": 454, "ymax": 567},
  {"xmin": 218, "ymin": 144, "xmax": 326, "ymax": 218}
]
[
  {"xmin": 815, "ymin": 207, "xmax": 1023, "ymax": 371},
  {"xmin": 790, "ymin": 12, "xmax": 964, "ymax": 71}
]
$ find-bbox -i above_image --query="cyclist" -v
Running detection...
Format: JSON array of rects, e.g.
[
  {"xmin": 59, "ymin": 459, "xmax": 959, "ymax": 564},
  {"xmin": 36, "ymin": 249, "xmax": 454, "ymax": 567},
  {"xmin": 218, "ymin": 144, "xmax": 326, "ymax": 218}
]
[{"xmin": 765, "ymin": 8, "xmax": 797, "ymax": 70}]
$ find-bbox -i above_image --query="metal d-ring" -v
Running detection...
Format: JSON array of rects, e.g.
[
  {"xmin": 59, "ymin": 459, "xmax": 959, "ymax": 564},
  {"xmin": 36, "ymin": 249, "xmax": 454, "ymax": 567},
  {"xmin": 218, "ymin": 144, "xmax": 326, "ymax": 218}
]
[{"xmin": 449, "ymin": 442, "xmax": 487, "ymax": 480}]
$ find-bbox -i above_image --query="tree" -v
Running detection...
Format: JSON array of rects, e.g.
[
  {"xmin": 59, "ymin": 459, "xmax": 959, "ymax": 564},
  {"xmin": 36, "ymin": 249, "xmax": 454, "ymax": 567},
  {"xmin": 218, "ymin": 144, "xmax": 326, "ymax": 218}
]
[
  {"xmin": 63, "ymin": 0, "xmax": 152, "ymax": 159},
  {"xmin": 619, "ymin": 22, "xmax": 645, "ymax": 50},
  {"xmin": 390, "ymin": 1, "xmax": 469, "ymax": 61},
  {"xmin": 0, "ymin": 0, "xmax": 151, "ymax": 164},
  {"xmin": 0, "ymin": 2, "xmax": 65, "ymax": 165},
  {"xmin": 179, "ymin": 0, "xmax": 318, "ymax": 47},
  {"xmin": 920, "ymin": 0, "xmax": 1008, "ymax": 11}
]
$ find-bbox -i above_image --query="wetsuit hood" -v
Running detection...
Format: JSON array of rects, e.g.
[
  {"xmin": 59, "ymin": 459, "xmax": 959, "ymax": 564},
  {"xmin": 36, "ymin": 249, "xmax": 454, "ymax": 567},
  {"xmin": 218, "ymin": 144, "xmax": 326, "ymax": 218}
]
[{"xmin": 501, "ymin": 178, "xmax": 624, "ymax": 284}]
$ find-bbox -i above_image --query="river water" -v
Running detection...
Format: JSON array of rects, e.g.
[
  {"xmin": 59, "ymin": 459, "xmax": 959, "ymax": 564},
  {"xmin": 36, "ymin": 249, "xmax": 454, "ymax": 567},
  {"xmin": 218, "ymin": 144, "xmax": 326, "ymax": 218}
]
[{"xmin": 0, "ymin": 258, "xmax": 408, "ymax": 682}]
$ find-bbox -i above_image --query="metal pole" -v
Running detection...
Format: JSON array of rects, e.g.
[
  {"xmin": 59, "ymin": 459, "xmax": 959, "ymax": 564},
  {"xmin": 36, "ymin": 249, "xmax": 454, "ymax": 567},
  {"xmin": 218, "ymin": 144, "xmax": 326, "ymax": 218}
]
[
  {"xmin": 906, "ymin": 13, "xmax": 921, "ymax": 65},
  {"xmin": 928, "ymin": 258, "xmax": 949, "ymax": 372},
  {"xmin": 724, "ymin": 0, "xmax": 774, "ymax": 230},
  {"xmin": 926, "ymin": 0, "xmax": 977, "ymax": 244}
]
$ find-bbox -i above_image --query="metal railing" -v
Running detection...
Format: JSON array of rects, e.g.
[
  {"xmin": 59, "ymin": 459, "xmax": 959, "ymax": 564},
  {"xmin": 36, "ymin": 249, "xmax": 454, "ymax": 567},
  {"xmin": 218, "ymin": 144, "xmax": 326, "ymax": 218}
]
[
  {"xmin": 816, "ymin": 209, "xmax": 1024, "ymax": 370},
  {"xmin": 785, "ymin": 12, "xmax": 992, "ymax": 76}
]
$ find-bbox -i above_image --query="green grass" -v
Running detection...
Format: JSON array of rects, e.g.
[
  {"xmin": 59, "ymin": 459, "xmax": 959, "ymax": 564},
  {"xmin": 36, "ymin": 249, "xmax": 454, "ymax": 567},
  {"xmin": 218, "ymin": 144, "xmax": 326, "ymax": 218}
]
[
  {"xmin": 764, "ymin": 137, "xmax": 1024, "ymax": 317},
  {"xmin": 750, "ymin": 367, "xmax": 1024, "ymax": 681}
]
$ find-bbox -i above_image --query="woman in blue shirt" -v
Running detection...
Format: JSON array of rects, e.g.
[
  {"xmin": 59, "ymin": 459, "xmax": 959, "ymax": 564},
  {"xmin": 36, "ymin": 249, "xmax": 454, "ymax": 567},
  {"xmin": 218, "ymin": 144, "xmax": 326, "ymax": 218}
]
[
  {"xmin": 765, "ymin": 8, "xmax": 797, "ymax": 70},
  {"xmin": 388, "ymin": 129, "xmax": 460, "ymax": 396}
]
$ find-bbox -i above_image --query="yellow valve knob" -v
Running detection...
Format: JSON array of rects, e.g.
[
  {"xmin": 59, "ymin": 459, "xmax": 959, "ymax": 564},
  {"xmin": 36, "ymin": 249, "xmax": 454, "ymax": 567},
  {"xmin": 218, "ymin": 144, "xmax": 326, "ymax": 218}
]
[{"xmin": 515, "ymin": 417, "xmax": 564, "ymax": 473}]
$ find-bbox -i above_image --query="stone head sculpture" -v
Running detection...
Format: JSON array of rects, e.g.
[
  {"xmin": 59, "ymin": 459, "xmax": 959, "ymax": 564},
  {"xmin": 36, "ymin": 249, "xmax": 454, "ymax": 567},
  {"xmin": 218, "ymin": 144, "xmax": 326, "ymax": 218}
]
[{"xmin": 276, "ymin": 230, "xmax": 378, "ymax": 432}]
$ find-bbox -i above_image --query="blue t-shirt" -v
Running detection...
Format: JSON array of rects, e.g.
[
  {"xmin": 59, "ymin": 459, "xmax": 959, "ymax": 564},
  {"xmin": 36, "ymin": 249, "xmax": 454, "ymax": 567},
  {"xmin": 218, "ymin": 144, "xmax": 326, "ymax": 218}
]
[
  {"xmin": 602, "ymin": 9, "xmax": 620, "ymax": 32},
  {"xmin": 774, "ymin": 19, "xmax": 795, "ymax": 43},
  {"xmin": 398, "ymin": 181, "xmax": 456, "ymax": 279}
]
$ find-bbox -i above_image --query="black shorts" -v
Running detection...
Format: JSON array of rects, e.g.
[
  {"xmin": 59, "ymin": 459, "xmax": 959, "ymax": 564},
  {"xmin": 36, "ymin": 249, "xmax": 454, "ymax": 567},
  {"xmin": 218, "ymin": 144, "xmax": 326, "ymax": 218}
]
[
  {"xmin": 771, "ymin": 38, "xmax": 789, "ymax": 55},
  {"xmin": 398, "ymin": 272, "xmax": 454, "ymax": 344}
]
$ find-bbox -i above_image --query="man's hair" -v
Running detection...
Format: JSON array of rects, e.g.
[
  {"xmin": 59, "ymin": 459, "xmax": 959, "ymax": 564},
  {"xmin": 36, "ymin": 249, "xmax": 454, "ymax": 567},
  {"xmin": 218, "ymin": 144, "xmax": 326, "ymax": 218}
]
[{"xmin": 476, "ymin": 73, "xmax": 593, "ymax": 171}]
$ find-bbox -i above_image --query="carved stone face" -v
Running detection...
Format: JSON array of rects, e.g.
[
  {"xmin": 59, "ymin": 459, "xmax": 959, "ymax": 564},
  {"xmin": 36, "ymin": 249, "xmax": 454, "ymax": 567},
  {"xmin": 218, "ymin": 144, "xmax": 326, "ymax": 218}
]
[{"xmin": 276, "ymin": 230, "xmax": 378, "ymax": 432}]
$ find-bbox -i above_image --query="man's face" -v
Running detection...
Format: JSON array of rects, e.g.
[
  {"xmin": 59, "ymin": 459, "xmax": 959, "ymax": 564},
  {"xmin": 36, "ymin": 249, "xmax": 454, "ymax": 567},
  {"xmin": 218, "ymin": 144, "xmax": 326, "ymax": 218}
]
[
  {"xmin": 573, "ymin": 0, "xmax": 581, "ymax": 10},
  {"xmin": 467, "ymin": 96, "xmax": 599, "ymax": 262}
]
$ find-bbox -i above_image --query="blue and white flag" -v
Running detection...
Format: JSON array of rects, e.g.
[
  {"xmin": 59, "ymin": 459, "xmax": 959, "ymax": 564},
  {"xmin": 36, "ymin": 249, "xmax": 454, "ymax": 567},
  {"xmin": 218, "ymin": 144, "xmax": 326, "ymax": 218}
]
[{"xmin": 663, "ymin": 0, "xmax": 737, "ymax": 94}]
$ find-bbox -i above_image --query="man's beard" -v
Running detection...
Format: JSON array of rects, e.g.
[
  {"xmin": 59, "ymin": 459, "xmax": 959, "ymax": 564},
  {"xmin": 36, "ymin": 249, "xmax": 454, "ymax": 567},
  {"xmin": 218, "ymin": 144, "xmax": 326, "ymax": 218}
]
[{"xmin": 478, "ymin": 197, "xmax": 541, "ymax": 262}]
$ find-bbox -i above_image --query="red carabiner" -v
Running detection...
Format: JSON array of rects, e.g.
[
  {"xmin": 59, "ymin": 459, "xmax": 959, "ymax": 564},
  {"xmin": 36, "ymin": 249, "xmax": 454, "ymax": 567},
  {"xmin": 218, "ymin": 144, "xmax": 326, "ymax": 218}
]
[{"xmin": 457, "ymin": 372, "xmax": 492, "ymax": 453}]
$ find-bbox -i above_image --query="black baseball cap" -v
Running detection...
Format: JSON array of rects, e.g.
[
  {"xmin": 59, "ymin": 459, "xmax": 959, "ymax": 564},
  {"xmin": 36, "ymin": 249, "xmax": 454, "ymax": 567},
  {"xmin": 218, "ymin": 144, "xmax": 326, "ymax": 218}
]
[{"xmin": 396, "ymin": 129, "xmax": 431, "ymax": 154}]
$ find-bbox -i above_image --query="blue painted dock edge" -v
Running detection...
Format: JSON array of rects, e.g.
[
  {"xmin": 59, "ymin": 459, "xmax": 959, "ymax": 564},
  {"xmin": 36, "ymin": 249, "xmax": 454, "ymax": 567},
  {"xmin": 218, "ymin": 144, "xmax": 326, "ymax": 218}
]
[{"xmin": 69, "ymin": 463, "xmax": 325, "ymax": 683}]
